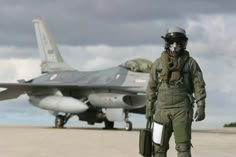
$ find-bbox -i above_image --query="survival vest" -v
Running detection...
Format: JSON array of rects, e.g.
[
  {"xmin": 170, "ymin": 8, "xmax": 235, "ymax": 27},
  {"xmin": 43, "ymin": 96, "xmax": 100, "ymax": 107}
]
[{"xmin": 156, "ymin": 51, "xmax": 193, "ymax": 94}]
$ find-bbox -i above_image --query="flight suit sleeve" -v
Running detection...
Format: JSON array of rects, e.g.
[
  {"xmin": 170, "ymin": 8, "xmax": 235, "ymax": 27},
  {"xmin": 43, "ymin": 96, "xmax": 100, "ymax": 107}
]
[
  {"xmin": 189, "ymin": 58, "xmax": 206, "ymax": 107},
  {"xmin": 146, "ymin": 60, "xmax": 159, "ymax": 112}
]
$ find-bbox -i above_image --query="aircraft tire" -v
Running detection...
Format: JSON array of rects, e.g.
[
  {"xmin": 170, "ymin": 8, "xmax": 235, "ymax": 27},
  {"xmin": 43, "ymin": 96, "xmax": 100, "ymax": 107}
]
[
  {"xmin": 55, "ymin": 115, "xmax": 65, "ymax": 128},
  {"xmin": 125, "ymin": 121, "xmax": 132, "ymax": 131}
]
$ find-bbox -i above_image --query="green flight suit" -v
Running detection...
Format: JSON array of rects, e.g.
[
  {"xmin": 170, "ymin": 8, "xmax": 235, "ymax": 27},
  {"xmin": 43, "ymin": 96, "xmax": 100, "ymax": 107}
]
[{"xmin": 146, "ymin": 51, "xmax": 206, "ymax": 157}]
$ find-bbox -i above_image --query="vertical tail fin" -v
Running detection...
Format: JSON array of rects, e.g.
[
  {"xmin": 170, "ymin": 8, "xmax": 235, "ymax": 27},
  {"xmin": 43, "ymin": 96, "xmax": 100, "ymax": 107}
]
[{"xmin": 33, "ymin": 19, "xmax": 74, "ymax": 73}]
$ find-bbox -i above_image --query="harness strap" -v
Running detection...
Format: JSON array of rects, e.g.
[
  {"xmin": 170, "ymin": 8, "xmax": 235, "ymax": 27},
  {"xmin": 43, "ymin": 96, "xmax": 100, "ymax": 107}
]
[{"xmin": 156, "ymin": 52, "xmax": 193, "ymax": 93}]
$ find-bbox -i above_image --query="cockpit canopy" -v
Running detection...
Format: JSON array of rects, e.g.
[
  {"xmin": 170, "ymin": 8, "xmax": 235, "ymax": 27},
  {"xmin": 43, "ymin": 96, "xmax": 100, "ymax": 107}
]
[{"xmin": 122, "ymin": 58, "xmax": 152, "ymax": 73}]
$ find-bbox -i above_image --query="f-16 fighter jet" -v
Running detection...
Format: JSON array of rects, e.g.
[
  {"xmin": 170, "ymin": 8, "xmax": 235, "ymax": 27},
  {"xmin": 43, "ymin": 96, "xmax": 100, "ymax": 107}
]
[{"xmin": 0, "ymin": 19, "xmax": 152, "ymax": 130}]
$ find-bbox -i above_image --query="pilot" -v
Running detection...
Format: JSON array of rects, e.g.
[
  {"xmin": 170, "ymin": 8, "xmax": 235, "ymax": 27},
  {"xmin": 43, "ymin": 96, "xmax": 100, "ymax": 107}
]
[{"xmin": 146, "ymin": 27, "xmax": 206, "ymax": 157}]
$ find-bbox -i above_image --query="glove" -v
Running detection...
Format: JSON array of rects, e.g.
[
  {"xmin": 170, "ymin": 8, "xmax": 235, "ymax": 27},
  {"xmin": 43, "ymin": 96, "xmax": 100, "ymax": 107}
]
[{"xmin": 194, "ymin": 100, "xmax": 205, "ymax": 122}]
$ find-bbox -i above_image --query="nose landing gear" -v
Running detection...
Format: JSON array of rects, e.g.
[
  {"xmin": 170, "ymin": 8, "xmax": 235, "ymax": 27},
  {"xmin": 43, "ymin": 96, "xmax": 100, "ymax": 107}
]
[
  {"xmin": 125, "ymin": 121, "xmax": 132, "ymax": 131},
  {"xmin": 124, "ymin": 111, "xmax": 132, "ymax": 131}
]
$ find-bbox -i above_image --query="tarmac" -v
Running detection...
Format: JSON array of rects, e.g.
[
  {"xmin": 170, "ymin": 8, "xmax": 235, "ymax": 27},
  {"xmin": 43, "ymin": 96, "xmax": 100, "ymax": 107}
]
[{"xmin": 0, "ymin": 125, "xmax": 236, "ymax": 157}]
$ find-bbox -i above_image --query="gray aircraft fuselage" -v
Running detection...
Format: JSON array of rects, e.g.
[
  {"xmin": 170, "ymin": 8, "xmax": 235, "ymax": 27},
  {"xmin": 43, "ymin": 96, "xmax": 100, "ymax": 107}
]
[{"xmin": 33, "ymin": 66, "xmax": 148, "ymax": 94}]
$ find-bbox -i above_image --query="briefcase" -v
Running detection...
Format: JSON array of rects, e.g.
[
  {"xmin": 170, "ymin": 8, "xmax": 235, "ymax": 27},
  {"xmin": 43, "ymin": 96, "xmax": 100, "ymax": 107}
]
[{"xmin": 139, "ymin": 120, "xmax": 152, "ymax": 157}]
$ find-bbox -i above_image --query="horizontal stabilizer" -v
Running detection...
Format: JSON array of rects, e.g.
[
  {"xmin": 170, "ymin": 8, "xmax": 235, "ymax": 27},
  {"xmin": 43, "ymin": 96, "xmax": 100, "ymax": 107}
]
[{"xmin": 0, "ymin": 88, "xmax": 24, "ymax": 100}]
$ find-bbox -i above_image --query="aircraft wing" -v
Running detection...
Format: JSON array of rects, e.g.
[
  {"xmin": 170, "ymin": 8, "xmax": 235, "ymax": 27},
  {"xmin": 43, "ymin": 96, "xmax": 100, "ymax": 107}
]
[
  {"xmin": 0, "ymin": 83, "xmax": 141, "ymax": 100},
  {"xmin": 0, "ymin": 83, "xmax": 140, "ymax": 90}
]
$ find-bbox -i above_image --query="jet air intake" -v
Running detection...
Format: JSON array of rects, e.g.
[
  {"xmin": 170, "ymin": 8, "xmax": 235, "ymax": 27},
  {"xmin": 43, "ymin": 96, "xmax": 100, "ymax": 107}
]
[
  {"xmin": 29, "ymin": 96, "xmax": 88, "ymax": 113},
  {"xmin": 88, "ymin": 93, "xmax": 146, "ymax": 109}
]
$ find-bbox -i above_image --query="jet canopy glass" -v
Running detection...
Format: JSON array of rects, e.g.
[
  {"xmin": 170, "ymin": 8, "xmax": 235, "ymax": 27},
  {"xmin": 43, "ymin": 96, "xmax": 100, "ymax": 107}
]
[{"xmin": 122, "ymin": 58, "xmax": 152, "ymax": 73}]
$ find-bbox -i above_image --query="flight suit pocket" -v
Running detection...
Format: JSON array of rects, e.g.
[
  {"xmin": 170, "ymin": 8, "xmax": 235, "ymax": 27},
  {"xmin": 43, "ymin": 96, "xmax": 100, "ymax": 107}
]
[
  {"xmin": 174, "ymin": 122, "xmax": 191, "ymax": 143},
  {"xmin": 173, "ymin": 110, "xmax": 192, "ymax": 143}
]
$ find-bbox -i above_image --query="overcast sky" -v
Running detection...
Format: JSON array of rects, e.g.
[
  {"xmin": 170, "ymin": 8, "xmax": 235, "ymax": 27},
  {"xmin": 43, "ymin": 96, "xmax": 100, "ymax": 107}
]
[{"xmin": 0, "ymin": 0, "xmax": 235, "ymax": 128}]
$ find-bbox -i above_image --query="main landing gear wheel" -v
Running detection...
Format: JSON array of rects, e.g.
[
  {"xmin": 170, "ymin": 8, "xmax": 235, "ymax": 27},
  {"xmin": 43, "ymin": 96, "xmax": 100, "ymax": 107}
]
[
  {"xmin": 55, "ymin": 115, "xmax": 65, "ymax": 128},
  {"xmin": 104, "ymin": 121, "xmax": 114, "ymax": 129},
  {"xmin": 54, "ymin": 113, "xmax": 72, "ymax": 128},
  {"xmin": 125, "ymin": 121, "xmax": 132, "ymax": 131}
]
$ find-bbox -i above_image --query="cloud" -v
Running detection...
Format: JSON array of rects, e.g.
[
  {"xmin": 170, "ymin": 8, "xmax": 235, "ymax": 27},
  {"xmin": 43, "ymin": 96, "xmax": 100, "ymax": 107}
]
[
  {"xmin": 0, "ymin": 58, "xmax": 40, "ymax": 82},
  {"xmin": 0, "ymin": 0, "xmax": 235, "ymax": 46},
  {"xmin": 60, "ymin": 45, "xmax": 163, "ymax": 70},
  {"xmin": 0, "ymin": 46, "xmax": 38, "ymax": 58}
]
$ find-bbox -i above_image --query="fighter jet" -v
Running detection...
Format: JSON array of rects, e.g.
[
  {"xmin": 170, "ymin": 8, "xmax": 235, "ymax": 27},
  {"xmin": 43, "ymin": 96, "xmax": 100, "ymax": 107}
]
[{"xmin": 0, "ymin": 19, "xmax": 152, "ymax": 130}]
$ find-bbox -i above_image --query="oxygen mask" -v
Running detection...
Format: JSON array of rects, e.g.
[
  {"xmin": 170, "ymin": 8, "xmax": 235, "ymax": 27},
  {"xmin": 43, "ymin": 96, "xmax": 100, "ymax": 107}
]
[{"xmin": 169, "ymin": 41, "xmax": 183, "ymax": 57}]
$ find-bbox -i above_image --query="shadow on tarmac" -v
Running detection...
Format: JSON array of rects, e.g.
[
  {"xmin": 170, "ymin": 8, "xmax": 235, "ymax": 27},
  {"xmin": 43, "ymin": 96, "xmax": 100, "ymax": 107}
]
[{"xmin": 48, "ymin": 126, "xmax": 141, "ymax": 132}]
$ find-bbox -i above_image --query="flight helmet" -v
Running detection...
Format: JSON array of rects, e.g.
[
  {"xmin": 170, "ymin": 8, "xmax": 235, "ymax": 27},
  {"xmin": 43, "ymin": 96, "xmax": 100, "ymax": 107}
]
[{"xmin": 162, "ymin": 26, "xmax": 188, "ymax": 56}]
